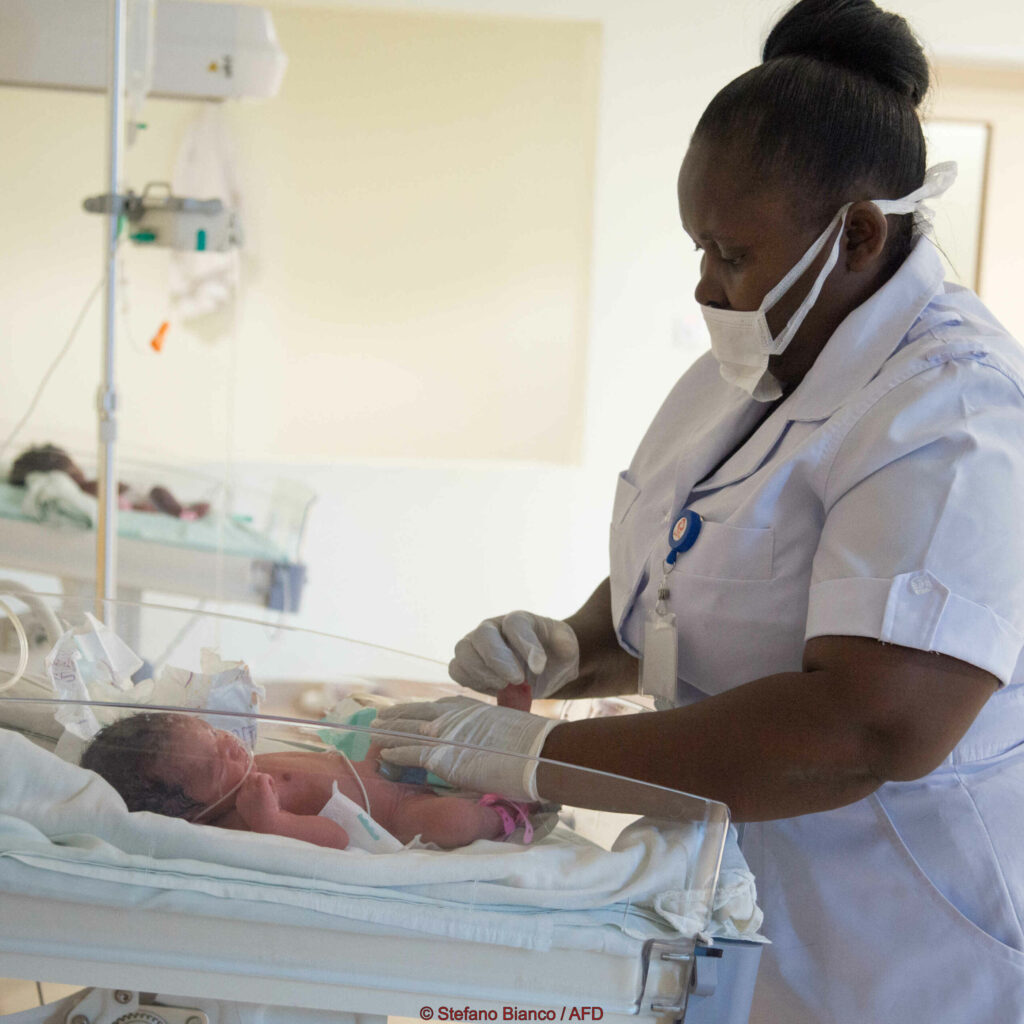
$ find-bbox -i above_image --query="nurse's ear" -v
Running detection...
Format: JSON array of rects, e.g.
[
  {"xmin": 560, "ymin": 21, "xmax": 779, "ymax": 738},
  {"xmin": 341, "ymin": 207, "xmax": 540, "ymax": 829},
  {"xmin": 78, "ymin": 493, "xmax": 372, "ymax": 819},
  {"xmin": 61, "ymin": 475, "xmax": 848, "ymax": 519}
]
[{"xmin": 843, "ymin": 201, "xmax": 888, "ymax": 272}]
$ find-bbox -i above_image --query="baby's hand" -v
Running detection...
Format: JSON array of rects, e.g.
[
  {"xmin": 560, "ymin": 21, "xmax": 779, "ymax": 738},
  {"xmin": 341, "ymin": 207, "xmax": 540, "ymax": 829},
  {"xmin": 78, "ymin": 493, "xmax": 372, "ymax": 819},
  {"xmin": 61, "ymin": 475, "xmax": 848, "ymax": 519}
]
[
  {"xmin": 235, "ymin": 771, "xmax": 281, "ymax": 830},
  {"xmin": 496, "ymin": 681, "xmax": 533, "ymax": 712}
]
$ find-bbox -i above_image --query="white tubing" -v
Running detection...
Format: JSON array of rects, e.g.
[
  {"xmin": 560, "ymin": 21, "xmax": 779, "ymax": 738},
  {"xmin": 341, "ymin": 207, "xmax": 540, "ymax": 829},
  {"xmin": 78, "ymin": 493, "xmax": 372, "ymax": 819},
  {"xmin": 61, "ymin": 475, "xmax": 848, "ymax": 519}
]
[
  {"xmin": 0, "ymin": 581, "xmax": 64, "ymax": 646},
  {"xmin": 0, "ymin": 597, "xmax": 30, "ymax": 693}
]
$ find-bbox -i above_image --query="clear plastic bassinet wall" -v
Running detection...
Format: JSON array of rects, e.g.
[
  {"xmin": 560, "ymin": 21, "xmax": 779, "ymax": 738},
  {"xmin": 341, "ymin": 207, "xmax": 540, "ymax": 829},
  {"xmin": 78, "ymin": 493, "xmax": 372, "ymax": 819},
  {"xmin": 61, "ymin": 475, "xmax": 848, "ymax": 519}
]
[{"xmin": 0, "ymin": 586, "xmax": 740, "ymax": 1021}]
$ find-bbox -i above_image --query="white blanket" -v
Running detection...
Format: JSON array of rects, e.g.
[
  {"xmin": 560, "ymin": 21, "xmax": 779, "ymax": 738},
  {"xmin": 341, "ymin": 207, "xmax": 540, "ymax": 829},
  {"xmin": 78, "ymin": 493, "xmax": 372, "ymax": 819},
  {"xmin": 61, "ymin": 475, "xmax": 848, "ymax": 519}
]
[
  {"xmin": 0, "ymin": 731, "xmax": 763, "ymax": 952},
  {"xmin": 22, "ymin": 470, "xmax": 96, "ymax": 527}
]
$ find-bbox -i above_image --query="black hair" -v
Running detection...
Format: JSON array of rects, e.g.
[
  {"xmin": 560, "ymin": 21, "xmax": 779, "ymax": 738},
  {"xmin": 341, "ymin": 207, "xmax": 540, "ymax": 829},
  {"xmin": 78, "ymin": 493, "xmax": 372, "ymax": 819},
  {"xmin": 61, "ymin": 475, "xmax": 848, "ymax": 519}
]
[
  {"xmin": 8, "ymin": 444, "xmax": 78, "ymax": 486},
  {"xmin": 80, "ymin": 711, "xmax": 206, "ymax": 820},
  {"xmin": 693, "ymin": 0, "xmax": 929, "ymax": 260}
]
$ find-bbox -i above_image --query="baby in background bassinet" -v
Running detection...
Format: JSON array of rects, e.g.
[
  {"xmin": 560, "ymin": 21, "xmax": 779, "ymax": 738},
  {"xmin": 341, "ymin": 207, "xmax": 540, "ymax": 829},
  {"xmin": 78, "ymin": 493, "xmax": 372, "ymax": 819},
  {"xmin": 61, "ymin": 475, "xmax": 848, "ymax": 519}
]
[
  {"xmin": 81, "ymin": 712, "xmax": 537, "ymax": 851},
  {"xmin": 9, "ymin": 444, "xmax": 211, "ymax": 519}
]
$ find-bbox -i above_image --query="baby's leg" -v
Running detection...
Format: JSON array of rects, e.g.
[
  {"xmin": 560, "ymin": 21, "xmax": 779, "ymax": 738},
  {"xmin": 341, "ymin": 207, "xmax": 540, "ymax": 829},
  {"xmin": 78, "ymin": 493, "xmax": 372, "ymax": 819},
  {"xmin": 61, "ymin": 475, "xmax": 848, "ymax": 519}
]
[{"xmin": 386, "ymin": 793, "xmax": 505, "ymax": 849}]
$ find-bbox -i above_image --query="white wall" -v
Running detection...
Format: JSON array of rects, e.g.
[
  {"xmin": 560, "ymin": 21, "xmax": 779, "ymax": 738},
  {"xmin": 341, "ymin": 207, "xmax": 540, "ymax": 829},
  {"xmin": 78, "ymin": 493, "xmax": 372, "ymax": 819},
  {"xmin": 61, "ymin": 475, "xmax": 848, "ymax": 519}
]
[
  {"xmin": 4, "ymin": 0, "xmax": 1023, "ymax": 665},
  {"xmin": 292, "ymin": 0, "xmax": 1023, "ymax": 476},
  {"xmin": 220, "ymin": 0, "xmax": 773, "ymax": 655},
  {"xmin": 929, "ymin": 65, "xmax": 1024, "ymax": 320},
  {"xmin": 230, "ymin": 0, "xmax": 1024, "ymax": 661}
]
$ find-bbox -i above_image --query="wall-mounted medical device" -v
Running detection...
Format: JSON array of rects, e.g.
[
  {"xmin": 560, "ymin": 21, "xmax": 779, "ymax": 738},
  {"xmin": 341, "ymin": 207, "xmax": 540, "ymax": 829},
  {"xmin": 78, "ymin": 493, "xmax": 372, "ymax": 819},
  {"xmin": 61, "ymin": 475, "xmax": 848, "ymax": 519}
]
[
  {"xmin": 0, "ymin": 0, "xmax": 278, "ymax": 606},
  {"xmin": 83, "ymin": 182, "xmax": 242, "ymax": 252},
  {"xmin": 0, "ymin": 0, "xmax": 286, "ymax": 101}
]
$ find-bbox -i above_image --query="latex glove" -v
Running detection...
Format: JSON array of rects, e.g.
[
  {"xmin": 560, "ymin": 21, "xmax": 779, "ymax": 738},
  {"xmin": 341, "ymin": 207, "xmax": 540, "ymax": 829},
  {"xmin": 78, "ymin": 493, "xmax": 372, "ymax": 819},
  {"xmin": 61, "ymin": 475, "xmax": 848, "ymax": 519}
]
[
  {"xmin": 449, "ymin": 611, "xmax": 580, "ymax": 700},
  {"xmin": 373, "ymin": 696, "xmax": 559, "ymax": 801}
]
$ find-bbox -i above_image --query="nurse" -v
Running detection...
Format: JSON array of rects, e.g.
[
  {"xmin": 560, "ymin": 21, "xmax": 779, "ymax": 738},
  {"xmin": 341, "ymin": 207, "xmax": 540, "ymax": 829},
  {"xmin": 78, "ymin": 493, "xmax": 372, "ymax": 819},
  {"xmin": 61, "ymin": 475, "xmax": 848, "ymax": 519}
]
[{"xmin": 375, "ymin": 0, "xmax": 1024, "ymax": 1018}]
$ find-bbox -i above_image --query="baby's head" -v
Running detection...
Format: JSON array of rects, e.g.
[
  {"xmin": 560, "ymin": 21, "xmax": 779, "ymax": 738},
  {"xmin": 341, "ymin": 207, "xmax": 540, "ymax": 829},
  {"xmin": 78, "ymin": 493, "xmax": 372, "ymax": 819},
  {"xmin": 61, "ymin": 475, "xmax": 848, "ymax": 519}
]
[
  {"xmin": 81, "ymin": 712, "xmax": 252, "ymax": 821},
  {"xmin": 9, "ymin": 444, "xmax": 87, "ymax": 488}
]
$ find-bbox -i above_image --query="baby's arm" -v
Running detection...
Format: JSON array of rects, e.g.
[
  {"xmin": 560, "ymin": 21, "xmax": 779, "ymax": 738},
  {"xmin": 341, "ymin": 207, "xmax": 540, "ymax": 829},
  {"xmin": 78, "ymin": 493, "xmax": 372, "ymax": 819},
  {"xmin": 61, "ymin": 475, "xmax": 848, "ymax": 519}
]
[{"xmin": 235, "ymin": 772, "xmax": 350, "ymax": 850}]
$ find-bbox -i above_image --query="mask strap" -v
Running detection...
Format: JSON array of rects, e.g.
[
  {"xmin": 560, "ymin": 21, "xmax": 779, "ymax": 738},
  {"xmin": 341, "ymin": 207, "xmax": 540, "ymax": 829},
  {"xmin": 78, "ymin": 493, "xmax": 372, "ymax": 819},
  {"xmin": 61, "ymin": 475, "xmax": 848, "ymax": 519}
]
[
  {"xmin": 764, "ymin": 206, "xmax": 851, "ymax": 354},
  {"xmin": 759, "ymin": 161, "xmax": 958, "ymax": 353},
  {"xmin": 874, "ymin": 161, "xmax": 958, "ymax": 234},
  {"xmin": 759, "ymin": 207, "xmax": 845, "ymax": 315}
]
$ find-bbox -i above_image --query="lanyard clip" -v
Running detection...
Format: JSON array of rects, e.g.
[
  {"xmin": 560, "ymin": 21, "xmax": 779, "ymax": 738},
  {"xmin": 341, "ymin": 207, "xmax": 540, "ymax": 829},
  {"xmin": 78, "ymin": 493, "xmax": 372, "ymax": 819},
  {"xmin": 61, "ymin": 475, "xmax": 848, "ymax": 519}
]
[{"xmin": 666, "ymin": 509, "xmax": 703, "ymax": 566}]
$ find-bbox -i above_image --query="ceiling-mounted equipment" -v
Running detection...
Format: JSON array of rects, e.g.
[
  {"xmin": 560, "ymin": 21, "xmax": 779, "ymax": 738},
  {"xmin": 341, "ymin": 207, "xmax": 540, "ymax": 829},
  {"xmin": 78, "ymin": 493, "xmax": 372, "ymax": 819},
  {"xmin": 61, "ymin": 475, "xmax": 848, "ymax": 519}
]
[{"xmin": 0, "ymin": 0, "xmax": 287, "ymax": 101}]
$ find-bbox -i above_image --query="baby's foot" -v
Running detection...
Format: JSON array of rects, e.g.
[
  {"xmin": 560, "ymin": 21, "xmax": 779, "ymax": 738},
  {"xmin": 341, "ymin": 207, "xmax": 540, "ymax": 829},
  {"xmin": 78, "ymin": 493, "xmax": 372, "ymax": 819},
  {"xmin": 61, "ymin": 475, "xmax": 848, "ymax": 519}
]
[{"xmin": 479, "ymin": 793, "xmax": 539, "ymax": 844}]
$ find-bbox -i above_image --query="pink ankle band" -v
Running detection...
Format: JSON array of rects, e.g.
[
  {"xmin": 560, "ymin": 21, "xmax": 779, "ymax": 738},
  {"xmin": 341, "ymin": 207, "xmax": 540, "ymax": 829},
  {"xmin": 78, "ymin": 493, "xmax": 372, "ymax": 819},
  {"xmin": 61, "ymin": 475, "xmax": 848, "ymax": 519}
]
[{"xmin": 479, "ymin": 794, "xmax": 535, "ymax": 844}]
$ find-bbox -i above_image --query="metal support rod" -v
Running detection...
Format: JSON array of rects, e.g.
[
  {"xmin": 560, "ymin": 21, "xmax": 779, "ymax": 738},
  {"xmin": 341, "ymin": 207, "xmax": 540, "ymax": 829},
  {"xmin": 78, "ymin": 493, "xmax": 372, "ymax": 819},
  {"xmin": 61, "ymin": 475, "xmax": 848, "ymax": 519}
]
[{"xmin": 96, "ymin": 0, "xmax": 127, "ymax": 614}]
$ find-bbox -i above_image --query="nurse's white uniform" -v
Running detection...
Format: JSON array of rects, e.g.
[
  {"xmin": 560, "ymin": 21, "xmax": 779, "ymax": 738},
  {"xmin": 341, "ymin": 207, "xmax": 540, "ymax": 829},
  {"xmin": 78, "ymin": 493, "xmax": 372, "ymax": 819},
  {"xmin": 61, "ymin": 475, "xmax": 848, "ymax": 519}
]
[{"xmin": 610, "ymin": 239, "xmax": 1024, "ymax": 1023}]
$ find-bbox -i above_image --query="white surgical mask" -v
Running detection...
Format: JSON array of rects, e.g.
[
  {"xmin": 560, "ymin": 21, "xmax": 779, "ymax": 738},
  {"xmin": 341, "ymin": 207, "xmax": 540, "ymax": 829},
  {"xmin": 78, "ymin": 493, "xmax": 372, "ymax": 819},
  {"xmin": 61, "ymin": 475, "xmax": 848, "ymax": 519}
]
[{"xmin": 701, "ymin": 162, "xmax": 958, "ymax": 402}]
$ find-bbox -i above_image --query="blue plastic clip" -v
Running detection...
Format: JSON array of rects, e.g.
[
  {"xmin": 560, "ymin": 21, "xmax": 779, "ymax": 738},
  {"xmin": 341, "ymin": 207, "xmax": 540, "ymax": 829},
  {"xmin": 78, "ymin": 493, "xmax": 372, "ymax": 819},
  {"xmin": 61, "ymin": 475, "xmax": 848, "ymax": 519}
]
[{"xmin": 666, "ymin": 509, "xmax": 703, "ymax": 565}]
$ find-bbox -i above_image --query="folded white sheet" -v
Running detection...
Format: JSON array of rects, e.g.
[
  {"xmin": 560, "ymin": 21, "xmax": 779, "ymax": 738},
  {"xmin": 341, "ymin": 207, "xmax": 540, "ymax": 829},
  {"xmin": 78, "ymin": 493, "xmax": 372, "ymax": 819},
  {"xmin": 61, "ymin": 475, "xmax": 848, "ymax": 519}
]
[
  {"xmin": 0, "ymin": 731, "xmax": 764, "ymax": 952},
  {"xmin": 22, "ymin": 470, "xmax": 97, "ymax": 527}
]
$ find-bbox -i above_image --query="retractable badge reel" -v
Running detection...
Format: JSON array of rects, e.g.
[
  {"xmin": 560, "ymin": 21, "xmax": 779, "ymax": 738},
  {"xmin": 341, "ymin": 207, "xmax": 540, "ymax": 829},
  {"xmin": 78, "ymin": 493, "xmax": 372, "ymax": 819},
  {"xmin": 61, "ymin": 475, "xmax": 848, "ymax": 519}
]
[{"xmin": 639, "ymin": 509, "xmax": 702, "ymax": 700}]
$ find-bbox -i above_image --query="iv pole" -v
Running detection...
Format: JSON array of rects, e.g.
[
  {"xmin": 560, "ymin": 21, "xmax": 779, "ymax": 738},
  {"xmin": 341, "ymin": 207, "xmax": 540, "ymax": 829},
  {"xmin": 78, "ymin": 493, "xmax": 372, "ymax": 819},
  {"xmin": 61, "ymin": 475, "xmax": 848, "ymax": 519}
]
[{"xmin": 95, "ymin": 0, "xmax": 127, "ymax": 613}]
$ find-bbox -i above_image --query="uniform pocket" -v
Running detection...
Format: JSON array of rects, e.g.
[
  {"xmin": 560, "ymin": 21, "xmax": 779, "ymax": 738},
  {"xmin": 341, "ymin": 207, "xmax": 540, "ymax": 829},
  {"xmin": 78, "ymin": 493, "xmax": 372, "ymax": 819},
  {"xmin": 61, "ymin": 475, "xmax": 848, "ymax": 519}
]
[
  {"xmin": 677, "ymin": 520, "xmax": 774, "ymax": 580},
  {"xmin": 874, "ymin": 785, "xmax": 1024, "ymax": 962},
  {"xmin": 612, "ymin": 471, "xmax": 640, "ymax": 527}
]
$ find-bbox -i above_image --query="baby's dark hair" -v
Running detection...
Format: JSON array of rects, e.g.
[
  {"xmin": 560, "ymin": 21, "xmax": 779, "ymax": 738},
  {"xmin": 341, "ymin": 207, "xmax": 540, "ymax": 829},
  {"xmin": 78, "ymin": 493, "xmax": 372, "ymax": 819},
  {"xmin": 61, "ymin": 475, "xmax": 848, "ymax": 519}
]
[
  {"xmin": 694, "ymin": 0, "xmax": 929, "ymax": 261},
  {"xmin": 80, "ymin": 711, "xmax": 205, "ymax": 820},
  {"xmin": 8, "ymin": 444, "xmax": 80, "ymax": 486}
]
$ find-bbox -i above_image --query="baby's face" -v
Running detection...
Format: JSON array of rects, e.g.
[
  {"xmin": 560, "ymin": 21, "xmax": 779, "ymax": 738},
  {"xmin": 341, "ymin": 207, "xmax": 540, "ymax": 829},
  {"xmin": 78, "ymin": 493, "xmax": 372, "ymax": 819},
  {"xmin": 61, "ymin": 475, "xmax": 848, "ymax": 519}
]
[{"xmin": 160, "ymin": 717, "xmax": 251, "ymax": 811}]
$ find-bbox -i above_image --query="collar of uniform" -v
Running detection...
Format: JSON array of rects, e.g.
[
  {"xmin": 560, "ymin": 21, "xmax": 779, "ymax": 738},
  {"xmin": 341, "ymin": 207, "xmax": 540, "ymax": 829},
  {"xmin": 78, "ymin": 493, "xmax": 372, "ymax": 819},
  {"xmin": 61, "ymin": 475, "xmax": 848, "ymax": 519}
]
[
  {"xmin": 668, "ymin": 361, "xmax": 766, "ymax": 508},
  {"xmin": 688, "ymin": 241, "xmax": 950, "ymax": 497},
  {"xmin": 781, "ymin": 238, "xmax": 949, "ymax": 423}
]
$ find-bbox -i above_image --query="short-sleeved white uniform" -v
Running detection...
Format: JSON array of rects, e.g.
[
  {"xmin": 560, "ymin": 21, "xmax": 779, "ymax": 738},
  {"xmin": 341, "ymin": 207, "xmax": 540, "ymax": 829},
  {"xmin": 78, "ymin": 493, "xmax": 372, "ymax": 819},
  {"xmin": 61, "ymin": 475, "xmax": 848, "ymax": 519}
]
[{"xmin": 610, "ymin": 239, "xmax": 1024, "ymax": 1022}]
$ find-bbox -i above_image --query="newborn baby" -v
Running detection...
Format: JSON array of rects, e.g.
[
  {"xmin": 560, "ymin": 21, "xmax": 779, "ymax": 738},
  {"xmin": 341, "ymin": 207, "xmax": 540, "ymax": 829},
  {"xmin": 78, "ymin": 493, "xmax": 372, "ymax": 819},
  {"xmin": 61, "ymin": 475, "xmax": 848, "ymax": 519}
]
[
  {"xmin": 81, "ymin": 712, "xmax": 535, "ymax": 851},
  {"xmin": 9, "ymin": 444, "xmax": 211, "ymax": 519}
]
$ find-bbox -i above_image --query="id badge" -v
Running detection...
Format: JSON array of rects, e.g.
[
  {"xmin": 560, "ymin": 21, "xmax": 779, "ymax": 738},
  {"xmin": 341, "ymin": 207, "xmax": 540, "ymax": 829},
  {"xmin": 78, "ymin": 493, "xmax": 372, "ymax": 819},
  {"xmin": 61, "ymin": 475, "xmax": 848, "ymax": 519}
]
[
  {"xmin": 638, "ymin": 508, "xmax": 700, "ymax": 702},
  {"xmin": 639, "ymin": 608, "xmax": 678, "ymax": 701}
]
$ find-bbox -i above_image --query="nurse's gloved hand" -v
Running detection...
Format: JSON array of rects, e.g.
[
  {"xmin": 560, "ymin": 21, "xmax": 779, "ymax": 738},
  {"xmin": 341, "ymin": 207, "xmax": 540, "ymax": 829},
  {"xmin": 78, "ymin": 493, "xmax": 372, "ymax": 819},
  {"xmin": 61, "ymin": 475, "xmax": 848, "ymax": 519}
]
[
  {"xmin": 372, "ymin": 696, "xmax": 559, "ymax": 801},
  {"xmin": 449, "ymin": 611, "xmax": 580, "ymax": 701}
]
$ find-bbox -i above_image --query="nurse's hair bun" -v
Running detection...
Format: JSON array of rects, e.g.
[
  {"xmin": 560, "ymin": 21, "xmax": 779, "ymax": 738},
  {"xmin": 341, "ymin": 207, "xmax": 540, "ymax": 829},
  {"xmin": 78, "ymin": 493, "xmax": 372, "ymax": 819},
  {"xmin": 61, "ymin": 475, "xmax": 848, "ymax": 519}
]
[
  {"xmin": 693, "ymin": 0, "xmax": 929, "ymax": 262},
  {"xmin": 763, "ymin": 0, "xmax": 929, "ymax": 107}
]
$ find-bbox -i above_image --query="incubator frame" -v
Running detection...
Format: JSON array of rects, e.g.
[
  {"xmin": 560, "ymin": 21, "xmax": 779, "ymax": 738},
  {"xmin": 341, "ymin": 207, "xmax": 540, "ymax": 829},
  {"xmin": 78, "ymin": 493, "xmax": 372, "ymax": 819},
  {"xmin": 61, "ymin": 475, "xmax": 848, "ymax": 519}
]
[{"xmin": 0, "ymin": 590, "xmax": 762, "ymax": 1024}]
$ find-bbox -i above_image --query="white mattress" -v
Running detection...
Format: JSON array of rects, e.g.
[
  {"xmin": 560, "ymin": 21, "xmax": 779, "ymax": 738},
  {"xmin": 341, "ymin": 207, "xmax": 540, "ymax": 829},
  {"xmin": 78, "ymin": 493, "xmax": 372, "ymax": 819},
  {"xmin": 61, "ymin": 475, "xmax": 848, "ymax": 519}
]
[
  {"xmin": 0, "ymin": 722, "xmax": 766, "ymax": 1022},
  {"xmin": 0, "ymin": 730, "xmax": 763, "ymax": 955}
]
